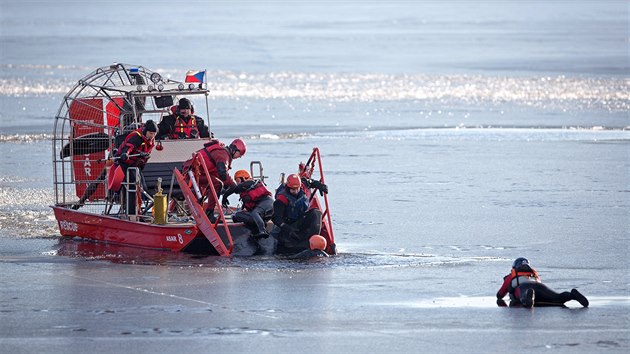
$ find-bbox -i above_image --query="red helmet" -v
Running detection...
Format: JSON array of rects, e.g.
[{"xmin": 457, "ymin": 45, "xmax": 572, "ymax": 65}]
[
  {"xmin": 230, "ymin": 138, "xmax": 247, "ymax": 156},
  {"xmin": 285, "ymin": 174, "xmax": 301, "ymax": 189},
  {"xmin": 309, "ymin": 235, "xmax": 327, "ymax": 251}
]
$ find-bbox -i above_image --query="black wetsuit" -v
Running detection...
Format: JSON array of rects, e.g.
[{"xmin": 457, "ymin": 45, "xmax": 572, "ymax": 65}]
[{"xmin": 271, "ymin": 187, "xmax": 322, "ymax": 255}]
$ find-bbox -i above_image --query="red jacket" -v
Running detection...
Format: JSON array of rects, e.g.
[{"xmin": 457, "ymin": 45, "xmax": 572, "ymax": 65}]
[
  {"xmin": 197, "ymin": 139, "xmax": 235, "ymax": 189},
  {"xmin": 116, "ymin": 129, "xmax": 154, "ymax": 168},
  {"xmin": 497, "ymin": 268, "xmax": 541, "ymax": 300}
]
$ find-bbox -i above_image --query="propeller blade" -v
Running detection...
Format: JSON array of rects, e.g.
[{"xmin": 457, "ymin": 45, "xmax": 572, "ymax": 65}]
[{"xmin": 60, "ymin": 132, "xmax": 111, "ymax": 158}]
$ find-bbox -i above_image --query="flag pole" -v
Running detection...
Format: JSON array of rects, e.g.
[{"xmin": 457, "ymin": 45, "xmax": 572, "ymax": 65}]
[{"xmin": 204, "ymin": 69, "xmax": 211, "ymax": 134}]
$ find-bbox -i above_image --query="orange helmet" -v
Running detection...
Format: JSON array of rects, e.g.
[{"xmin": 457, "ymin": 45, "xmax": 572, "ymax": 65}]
[
  {"xmin": 234, "ymin": 169, "xmax": 251, "ymax": 181},
  {"xmin": 285, "ymin": 174, "xmax": 301, "ymax": 189},
  {"xmin": 309, "ymin": 235, "xmax": 327, "ymax": 251}
]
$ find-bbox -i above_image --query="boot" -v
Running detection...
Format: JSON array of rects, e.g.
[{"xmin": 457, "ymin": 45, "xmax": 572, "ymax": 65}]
[
  {"xmin": 571, "ymin": 289, "xmax": 589, "ymax": 307},
  {"xmin": 252, "ymin": 232, "xmax": 270, "ymax": 240},
  {"xmin": 205, "ymin": 209, "xmax": 217, "ymax": 223},
  {"xmin": 521, "ymin": 288, "xmax": 535, "ymax": 308}
]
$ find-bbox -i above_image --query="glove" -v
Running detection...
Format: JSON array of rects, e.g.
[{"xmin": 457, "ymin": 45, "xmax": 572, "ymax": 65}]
[
  {"xmin": 119, "ymin": 153, "xmax": 128, "ymax": 161},
  {"xmin": 310, "ymin": 179, "xmax": 328, "ymax": 195},
  {"xmin": 241, "ymin": 194, "xmax": 252, "ymax": 203},
  {"xmin": 318, "ymin": 182, "xmax": 328, "ymax": 195},
  {"xmin": 222, "ymin": 185, "xmax": 235, "ymax": 198},
  {"xmin": 221, "ymin": 195, "xmax": 230, "ymax": 208}
]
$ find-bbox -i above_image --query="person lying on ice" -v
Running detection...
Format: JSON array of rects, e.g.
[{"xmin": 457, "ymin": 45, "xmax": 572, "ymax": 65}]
[
  {"xmin": 221, "ymin": 169, "xmax": 273, "ymax": 239},
  {"xmin": 496, "ymin": 257, "xmax": 589, "ymax": 308},
  {"xmin": 184, "ymin": 138, "xmax": 246, "ymax": 223},
  {"xmin": 271, "ymin": 173, "xmax": 328, "ymax": 255}
]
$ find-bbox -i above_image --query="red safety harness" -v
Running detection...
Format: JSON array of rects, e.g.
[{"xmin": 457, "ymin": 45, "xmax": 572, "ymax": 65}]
[{"xmin": 240, "ymin": 181, "xmax": 272, "ymax": 210}]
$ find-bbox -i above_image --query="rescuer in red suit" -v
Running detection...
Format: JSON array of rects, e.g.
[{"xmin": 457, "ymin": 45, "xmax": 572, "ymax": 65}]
[
  {"xmin": 185, "ymin": 138, "xmax": 246, "ymax": 223},
  {"xmin": 114, "ymin": 120, "xmax": 157, "ymax": 216}
]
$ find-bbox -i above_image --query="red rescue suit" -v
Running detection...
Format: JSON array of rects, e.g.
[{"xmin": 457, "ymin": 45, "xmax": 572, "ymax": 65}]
[
  {"xmin": 191, "ymin": 139, "xmax": 236, "ymax": 214},
  {"xmin": 117, "ymin": 129, "xmax": 154, "ymax": 169}
]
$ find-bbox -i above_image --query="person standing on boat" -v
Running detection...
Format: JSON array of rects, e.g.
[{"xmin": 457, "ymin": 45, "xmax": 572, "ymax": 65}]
[
  {"xmin": 114, "ymin": 120, "xmax": 157, "ymax": 216},
  {"xmin": 496, "ymin": 257, "xmax": 589, "ymax": 308},
  {"xmin": 186, "ymin": 138, "xmax": 247, "ymax": 223},
  {"xmin": 221, "ymin": 170, "xmax": 273, "ymax": 239},
  {"xmin": 156, "ymin": 98, "xmax": 210, "ymax": 139},
  {"xmin": 271, "ymin": 173, "xmax": 328, "ymax": 254}
]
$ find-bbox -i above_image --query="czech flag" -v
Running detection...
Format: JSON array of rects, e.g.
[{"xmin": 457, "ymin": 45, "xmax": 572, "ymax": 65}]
[{"xmin": 185, "ymin": 70, "xmax": 206, "ymax": 83}]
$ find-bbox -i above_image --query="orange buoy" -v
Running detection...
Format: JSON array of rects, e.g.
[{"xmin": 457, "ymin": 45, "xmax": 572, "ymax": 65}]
[{"xmin": 309, "ymin": 234, "xmax": 327, "ymax": 251}]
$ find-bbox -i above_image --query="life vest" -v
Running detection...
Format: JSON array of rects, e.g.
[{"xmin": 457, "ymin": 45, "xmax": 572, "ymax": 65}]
[
  {"xmin": 276, "ymin": 187, "xmax": 309, "ymax": 223},
  {"xmin": 200, "ymin": 139, "xmax": 231, "ymax": 171},
  {"xmin": 189, "ymin": 139, "xmax": 233, "ymax": 188},
  {"xmin": 240, "ymin": 180, "xmax": 272, "ymax": 210},
  {"xmin": 509, "ymin": 268, "xmax": 541, "ymax": 292},
  {"xmin": 117, "ymin": 129, "xmax": 154, "ymax": 167},
  {"xmin": 168, "ymin": 115, "xmax": 199, "ymax": 139}
]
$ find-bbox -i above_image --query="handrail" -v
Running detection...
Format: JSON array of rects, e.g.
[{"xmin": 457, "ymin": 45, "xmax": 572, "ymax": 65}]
[
  {"xmin": 193, "ymin": 152, "xmax": 234, "ymax": 253},
  {"xmin": 301, "ymin": 147, "xmax": 335, "ymax": 247}
]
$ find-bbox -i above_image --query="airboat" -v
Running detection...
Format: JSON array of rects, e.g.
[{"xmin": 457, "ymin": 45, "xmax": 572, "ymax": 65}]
[{"xmin": 51, "ymin": 63, "xmax": 335, "ymax": 256}]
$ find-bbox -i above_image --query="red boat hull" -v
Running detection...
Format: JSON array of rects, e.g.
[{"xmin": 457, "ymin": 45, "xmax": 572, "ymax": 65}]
[{"xmin": 51, "ymin": 206, "xmax": 199, "ymax": 251}]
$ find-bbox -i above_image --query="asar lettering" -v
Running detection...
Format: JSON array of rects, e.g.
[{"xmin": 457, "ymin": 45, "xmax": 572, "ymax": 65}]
[
  {"xmin": 83, "ymin": 154, "xmax": 92, "ymax": 177},
  {"xmin": 165, "ymin": 235, "xmax": 185, "ymax": 244}
]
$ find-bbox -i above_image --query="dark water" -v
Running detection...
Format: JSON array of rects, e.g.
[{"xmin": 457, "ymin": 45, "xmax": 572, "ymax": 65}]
[{"xmin": 1, "ymin": 1, "xmax": 629, "ymax": 353}]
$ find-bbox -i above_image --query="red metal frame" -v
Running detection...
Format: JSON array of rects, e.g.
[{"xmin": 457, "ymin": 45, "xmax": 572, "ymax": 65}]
[
  {"xmin": 300, "ymin": 147, "xmax": 335, "ymax": 254},
  {"xmin": 180, "ymin": 152, "xmax": 235, "ymax": 254}
]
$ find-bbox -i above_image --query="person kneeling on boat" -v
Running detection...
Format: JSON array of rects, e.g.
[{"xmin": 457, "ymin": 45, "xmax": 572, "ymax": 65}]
[
  {"xmin": 271, "ymin": 173, "xmax": 328, "ymax": 255},
  {"xmin": 221, "ymin": 169, "xmax": 273, "ymax": 239},
  {"xmin": 113, "ymin": 120, "xmax": 157, "ymax": 216},
  {"xmin": 156, "ymin": 98, "xmax": 210, "ymax": 140},
  {"xmin": 185, "ymin": 138, "xmax": 247, "ymax": 223},
  {"xmin": 496, "ymin": 257, "xmax": 589, "ymax": 308}
]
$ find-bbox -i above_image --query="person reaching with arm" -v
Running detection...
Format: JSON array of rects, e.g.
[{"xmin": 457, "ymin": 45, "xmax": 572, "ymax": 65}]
[
  {"xmin": 222, "ymin": 170, "xmax": 273, "ymax": 239},
  {"xmin": 112, "ymin": 119, "xmax": 157, "ymax": 216},
  {"xmin": 270, "ymin": 173, "xmax": 328, "ymax": 255},
  {"xmin": 184, "ymin": 138, "xmax": 246, "ymax": 223}
]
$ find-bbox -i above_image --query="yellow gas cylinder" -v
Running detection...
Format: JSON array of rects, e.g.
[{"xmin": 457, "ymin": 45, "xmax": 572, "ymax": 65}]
[{"xmin": 153, "ymin": 178, "xmax": 168, "ymax": 225}]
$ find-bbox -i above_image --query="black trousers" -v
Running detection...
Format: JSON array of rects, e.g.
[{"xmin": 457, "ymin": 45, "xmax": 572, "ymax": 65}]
[
  {"xmin": 276, "ymin": 209, "xmax": 322, "ymax": 254},
  {"xmin": 514, "ymin": 283, "xmax": 573, "ymax": 306},
  {"xmin": 232, "ymin": 197, "xmax": 273, "ymax": 234},
  {"xmin": 120, "ymin": 165, "xmax": 146, "ymax": 216}
]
